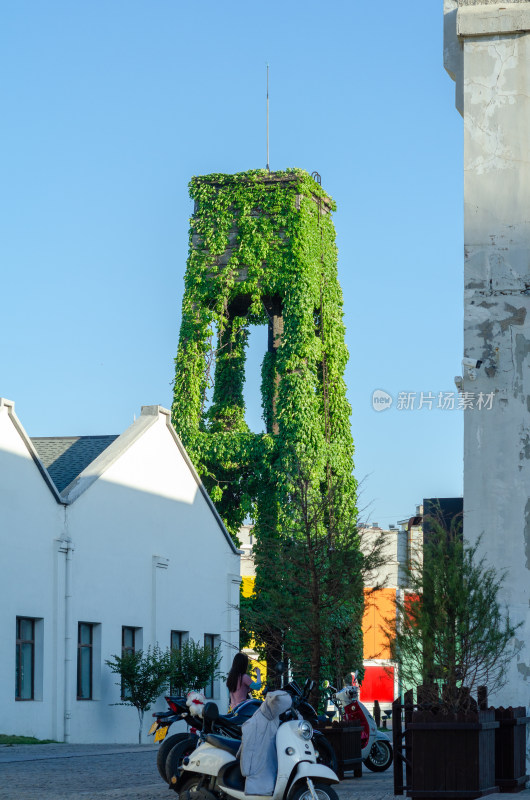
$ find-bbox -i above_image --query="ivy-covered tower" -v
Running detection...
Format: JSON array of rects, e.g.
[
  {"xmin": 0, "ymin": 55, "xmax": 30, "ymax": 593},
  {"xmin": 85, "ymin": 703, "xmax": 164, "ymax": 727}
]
[{"xmin": 172, "ymin": 169, "xmax": 361, "ymax": 679}]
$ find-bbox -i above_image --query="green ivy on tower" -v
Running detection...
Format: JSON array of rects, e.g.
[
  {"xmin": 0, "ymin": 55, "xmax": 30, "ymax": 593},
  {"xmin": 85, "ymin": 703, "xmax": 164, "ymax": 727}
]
[{"xmin": 172, "ymin": 169, "xmax": 363, "ymax": 688}]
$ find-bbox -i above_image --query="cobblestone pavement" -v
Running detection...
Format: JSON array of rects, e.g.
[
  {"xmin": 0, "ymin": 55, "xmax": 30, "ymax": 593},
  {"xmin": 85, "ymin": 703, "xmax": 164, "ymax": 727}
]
[{"xmin": 0, "ymin": 744, "xmax": 529, "ymax": 800}]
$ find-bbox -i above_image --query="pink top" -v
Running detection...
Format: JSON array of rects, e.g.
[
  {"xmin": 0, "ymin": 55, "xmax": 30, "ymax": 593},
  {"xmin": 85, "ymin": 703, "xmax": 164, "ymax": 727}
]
[{"xmin": 230, "ymin": 673, "xmax": 252, "ymax": 708}]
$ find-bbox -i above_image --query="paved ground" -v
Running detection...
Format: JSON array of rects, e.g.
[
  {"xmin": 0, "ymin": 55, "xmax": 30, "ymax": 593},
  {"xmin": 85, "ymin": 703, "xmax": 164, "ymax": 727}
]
[{"xmin": 0, "ymin": 743, "xmax": 528, "ymax": 800}]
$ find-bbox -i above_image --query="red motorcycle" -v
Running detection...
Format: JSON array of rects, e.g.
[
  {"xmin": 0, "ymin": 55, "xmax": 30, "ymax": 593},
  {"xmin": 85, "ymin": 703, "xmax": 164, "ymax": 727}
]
[{"xmin": 328, "ymin": 679, "xmax": 393, "ymax": 772}]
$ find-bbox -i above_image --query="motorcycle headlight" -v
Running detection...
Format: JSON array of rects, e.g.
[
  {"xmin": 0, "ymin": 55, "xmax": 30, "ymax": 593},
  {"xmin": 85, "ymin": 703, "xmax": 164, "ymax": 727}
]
[{"xmin": 298, "ymin": 721, "xmax": 313, "ymax": 740}]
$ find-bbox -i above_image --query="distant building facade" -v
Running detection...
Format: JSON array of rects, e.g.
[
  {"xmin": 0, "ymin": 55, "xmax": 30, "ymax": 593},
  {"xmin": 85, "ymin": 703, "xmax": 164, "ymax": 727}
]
[
  {"xmin": 360, "ymin": 499, "xmax": 463, "ymax": 711},
  {"xmin": 359, "ymin": 519, "xmax": 411, "ymax": 709},
  {"xmin": 0, "ymin": 399, "xmax": 240, "ymax": 743}
]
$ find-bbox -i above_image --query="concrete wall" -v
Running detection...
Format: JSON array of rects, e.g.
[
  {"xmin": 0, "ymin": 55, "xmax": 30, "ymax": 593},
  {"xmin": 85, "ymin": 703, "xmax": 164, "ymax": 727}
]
[
  {"xmin": 0, "ymin": 402, "xmax": 240, "ymax": 743},
  {"xmin": 444, "ymin": 0, "xmax": 530, "ymax": 722}
]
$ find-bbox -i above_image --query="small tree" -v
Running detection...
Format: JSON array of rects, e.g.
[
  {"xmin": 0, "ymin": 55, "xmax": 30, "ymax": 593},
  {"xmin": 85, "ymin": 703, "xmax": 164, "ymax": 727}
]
[
  {"xmin": 106, "ymin": 645, "xmax": 170, "ymax": 743},
  {"xmin": 241, "ymin": 464, "xmax": 389, "ymax": 709},
  {"xmin": 390, "ymin": 514, "xmax": 521, "ymax": 710},
  {"xmin": 168, "ymin": 639, "xmax": 222, "ymax": 694}
]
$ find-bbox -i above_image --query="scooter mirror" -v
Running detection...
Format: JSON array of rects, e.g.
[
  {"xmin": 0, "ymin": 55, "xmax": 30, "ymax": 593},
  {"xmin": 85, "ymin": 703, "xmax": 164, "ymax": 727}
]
[
  {"xmin": 321, "ymin": 680, "xmax": 330, "ymax": 689},
  {"xmin": 275, "ymin": 661, "xmax": 285, "ymax": 675}
]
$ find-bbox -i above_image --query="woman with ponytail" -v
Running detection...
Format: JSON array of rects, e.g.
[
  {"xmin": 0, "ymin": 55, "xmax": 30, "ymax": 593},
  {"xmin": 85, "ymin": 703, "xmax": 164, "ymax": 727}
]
[{"xmin": 226, "ymin": 652, "xmax": 262, "ymax": 709}]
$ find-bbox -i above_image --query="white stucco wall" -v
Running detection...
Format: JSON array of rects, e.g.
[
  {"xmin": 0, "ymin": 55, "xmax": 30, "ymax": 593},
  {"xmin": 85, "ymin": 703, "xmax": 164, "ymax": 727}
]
[
  {"xmin": 444, "ymin": 0, "xmax": 530, "ymax": 726},
  {"xmin": 0, "ymin": 400, "xmax": 66, "ymax": 740},
  {"xmin": 0, "ymin": 401, "xmax": 240, "ymax": 743}
]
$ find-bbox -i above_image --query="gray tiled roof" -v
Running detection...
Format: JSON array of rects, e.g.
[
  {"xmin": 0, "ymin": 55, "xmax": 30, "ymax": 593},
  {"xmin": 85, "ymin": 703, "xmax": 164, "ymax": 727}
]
[{"xmin": 31, "ymin": 436, "xmax": 119, "ymax": 493}]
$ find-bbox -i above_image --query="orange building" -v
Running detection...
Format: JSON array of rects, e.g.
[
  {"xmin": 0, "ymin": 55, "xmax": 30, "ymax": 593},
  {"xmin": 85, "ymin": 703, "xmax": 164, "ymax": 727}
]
[
  {"xmin": 361, "ymin": 587, "xmax": 396, "ymax": 704},
  {"xmin": 363, "ymin": 587, "xmax": 395, "ymax": 661}
]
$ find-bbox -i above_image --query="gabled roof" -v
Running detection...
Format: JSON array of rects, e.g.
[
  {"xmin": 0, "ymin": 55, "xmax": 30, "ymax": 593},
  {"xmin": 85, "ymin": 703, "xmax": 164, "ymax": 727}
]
[
  {"xmin": 58, "ymin": 405, "xmax": 239, "ymax": 554},
  {"xmin": 31, "ymin": 436, "xmax": 119, "ymax": 493},
  {"xmin": 0, "ymin": 399, "xmax": 239, "ymax": 555},
  {"xmin": 0, "ymin": 398, "xmax": 63, "ymax": 502}
]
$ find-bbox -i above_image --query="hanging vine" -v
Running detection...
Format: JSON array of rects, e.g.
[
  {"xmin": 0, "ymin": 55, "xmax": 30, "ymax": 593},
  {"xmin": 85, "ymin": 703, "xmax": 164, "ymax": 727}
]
[
  {"xmin": 171, "ymin": 166, "xmax": 363, "ymax": 684},
  {"xmin": 173, "ymin": 170, "xmax": 354, "ymax": 495}
]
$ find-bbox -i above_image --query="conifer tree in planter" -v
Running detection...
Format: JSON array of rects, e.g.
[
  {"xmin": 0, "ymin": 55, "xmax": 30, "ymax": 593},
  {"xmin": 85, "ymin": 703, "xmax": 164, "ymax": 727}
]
[
  {"xmin": 389, "ymin": 513, "xmax": 522, "ymax": 799},
  {"xmin": 392, "ymin": 514, "xmax": 520, "ymax": 705}
]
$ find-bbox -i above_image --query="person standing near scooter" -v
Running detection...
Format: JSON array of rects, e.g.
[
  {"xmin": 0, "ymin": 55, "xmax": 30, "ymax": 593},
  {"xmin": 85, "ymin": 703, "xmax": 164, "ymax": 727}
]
[{"xmin": 227, "ymin": 652, "xmax": 262, "ymax": 709}]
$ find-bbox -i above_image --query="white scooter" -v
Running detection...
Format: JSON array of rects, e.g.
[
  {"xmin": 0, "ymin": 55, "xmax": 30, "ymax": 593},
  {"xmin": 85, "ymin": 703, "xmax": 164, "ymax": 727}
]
[
  {"xmin": 172, "ymin": 693, "xmax": 339, "ymax": 800},
  {"xmin": 331, "ymin": 685, "xmax": 393, "ymax": 772}
]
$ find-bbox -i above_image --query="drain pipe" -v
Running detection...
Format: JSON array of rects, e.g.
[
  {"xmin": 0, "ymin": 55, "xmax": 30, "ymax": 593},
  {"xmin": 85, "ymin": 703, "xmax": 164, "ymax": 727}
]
[{"xmin": 59, "ymin": 508, "xmax": 74, "ymax": 743}]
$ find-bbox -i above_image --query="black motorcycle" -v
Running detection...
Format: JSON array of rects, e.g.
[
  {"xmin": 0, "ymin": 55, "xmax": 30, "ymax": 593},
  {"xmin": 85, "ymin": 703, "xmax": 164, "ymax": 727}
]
[
  {"xmin": 149, "ymin": 695, "xmax": 261, "ymax": 784},
  {"xmin": 151, "ymin": 665, "xmax": 337, "ymax": 787}
]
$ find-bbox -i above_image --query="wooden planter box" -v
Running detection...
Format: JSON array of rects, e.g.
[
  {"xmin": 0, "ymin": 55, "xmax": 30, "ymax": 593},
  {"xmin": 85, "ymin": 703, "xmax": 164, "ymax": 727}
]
[
  {"xmin": 494, "ymin": 707, "xmax": 529, "ymax": 793},
  {"xmin": 407, "ymin": 708, "xmax": 500, "ymax": 799},
  {"xmin": 316, "ymin": 721, "xmax": 363, "ymax": 779}
]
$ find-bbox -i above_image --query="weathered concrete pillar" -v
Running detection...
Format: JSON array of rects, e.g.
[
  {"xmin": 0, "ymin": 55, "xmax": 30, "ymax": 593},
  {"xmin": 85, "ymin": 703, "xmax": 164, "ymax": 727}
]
[{"xmin": 445, "ymin": 0, "xmax": 530, "ymax": 715}]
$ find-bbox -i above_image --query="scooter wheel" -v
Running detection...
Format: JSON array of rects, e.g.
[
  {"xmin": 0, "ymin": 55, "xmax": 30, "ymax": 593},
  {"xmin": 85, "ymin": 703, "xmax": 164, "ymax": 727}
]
[
  {"xmin": 363, "ymin": 740, "xmax": 393, "ymax": 772},
  {"xmin": 157, "ymin": 733, "xmax": 194, "ymax": 783},
  {"xmin": 166, "ymin": 736, "xmax": 199, "ymax": 786},
  {"xmin": 290, "ymin": 782, "xmax": 339, "ymax": 800},
  {"xmin": 174, "ymin": 773, "xmax": 203, "ymax": 799}
]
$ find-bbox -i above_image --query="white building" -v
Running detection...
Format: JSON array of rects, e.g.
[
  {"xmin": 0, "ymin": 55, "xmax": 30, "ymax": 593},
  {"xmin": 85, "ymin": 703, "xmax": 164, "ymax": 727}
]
[{"xmin": 0, "ymin": 399, "xmax": 241, "ymax": 743}]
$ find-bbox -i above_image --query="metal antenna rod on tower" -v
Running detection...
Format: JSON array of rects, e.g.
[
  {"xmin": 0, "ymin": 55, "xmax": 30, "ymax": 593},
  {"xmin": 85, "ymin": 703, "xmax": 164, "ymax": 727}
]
[{"xmin": 266, "ymin": 64, "xmax": 270, "ymax": 172}]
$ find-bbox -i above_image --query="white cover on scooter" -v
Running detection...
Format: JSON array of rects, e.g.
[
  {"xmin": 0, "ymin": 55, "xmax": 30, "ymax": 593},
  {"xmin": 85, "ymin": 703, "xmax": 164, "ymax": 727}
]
[{"xmin": 239, "ymin": 690, "xmax": 292, "ymax": 796}]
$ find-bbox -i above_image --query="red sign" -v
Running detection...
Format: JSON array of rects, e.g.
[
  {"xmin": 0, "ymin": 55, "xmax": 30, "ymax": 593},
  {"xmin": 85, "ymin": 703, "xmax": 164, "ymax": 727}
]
[{"xmin": 359, "ymin": 666, "xmax": 394, "ymax": 703}]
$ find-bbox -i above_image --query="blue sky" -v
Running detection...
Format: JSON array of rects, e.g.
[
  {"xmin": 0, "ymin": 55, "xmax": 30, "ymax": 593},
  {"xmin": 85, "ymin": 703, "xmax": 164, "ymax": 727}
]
[{"xmin": 0, "ymin": 1, "xmax": 463, "ymax": 526}]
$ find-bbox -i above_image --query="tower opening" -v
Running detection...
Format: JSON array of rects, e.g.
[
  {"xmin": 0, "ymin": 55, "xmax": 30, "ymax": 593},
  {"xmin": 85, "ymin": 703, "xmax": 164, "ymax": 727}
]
[{"xmin": 243, "ymin": 324, "xmax": 267, "ymax": 434}]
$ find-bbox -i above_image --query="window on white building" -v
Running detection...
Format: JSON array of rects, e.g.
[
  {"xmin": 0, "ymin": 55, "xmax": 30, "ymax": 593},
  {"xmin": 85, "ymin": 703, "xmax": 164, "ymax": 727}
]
[
  {"xmin": 16, "ymin": 617, "xmax": 35, "ymax": 700},
  {"xmin": 77, "ymin": 623, "xmax": 94, "ymax": 700},
  {"xmin": 122, "ymin": 626, "xmax": 136, "ymax": 656},
  {"xmin": 170, "ymin": 630, "xmax": 188, "ymax": 694},
  {"xmin": 121, "ymin": 626, "xmax": 142, "ymax": 699},
  {"xmin": 204, "ymin": 633, "xmax": 219, "ymax": 699},
  {"xmin": 170, "ymin": 630, "xmax": 186, "ymax": 652}
]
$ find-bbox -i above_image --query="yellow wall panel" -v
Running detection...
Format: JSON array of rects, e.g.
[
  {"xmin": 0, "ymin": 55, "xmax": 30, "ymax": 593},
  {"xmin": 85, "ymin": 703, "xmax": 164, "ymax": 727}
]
[
  {"xmin": 241, "ymin": 575, "xmax": 255, "ymax": 598},
  {"xmin": 362, "ymin": 588, "xmax": 396, "ymax": 659}
]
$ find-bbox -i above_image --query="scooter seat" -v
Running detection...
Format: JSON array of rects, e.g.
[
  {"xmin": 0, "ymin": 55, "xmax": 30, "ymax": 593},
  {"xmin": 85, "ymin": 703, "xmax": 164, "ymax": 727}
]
[
  {"xmin": 220, "ymin": 699, "xmax": 261, "ymax": 724},
  {"xmin": 205, "ymin": 734, "xmax": 240, "ymax": 757}
]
